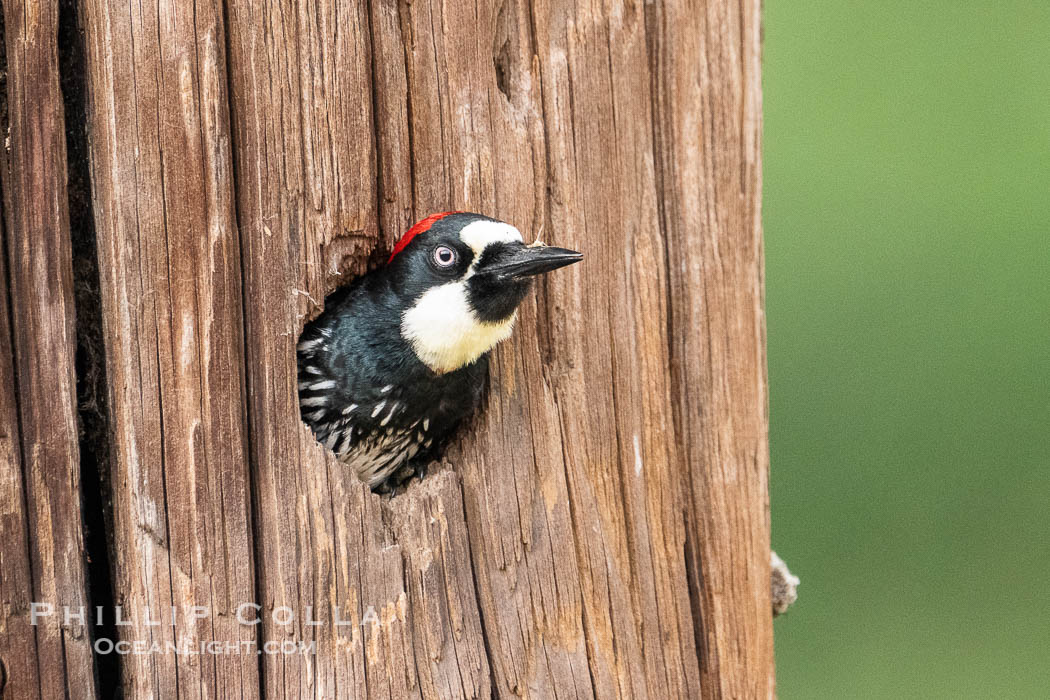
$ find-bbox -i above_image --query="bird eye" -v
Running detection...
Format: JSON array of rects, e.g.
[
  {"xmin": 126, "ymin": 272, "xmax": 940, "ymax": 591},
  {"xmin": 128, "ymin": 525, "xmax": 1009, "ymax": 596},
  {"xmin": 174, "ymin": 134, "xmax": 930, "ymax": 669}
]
[{"xmin": 432, "ymin": 245, "xmax": 457, "ymax": 268}]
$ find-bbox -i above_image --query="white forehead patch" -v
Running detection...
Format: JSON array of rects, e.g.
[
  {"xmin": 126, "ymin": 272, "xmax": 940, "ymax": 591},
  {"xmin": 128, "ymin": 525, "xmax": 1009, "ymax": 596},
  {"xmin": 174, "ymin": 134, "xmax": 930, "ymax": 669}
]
[
  {"xmin": 401, "ymin": 281, "xmax": 517, "ymax": 374},
  {"xmin": 458, "ymin": 220, "xmax": 523, "ymax": 258}
]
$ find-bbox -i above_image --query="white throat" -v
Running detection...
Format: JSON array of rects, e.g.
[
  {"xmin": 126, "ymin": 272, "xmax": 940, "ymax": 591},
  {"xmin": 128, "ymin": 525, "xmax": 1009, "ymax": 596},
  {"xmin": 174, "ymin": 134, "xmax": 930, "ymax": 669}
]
[{"xmin": 401, "ymin": 281, "xmax": 517, "ymax": 374}]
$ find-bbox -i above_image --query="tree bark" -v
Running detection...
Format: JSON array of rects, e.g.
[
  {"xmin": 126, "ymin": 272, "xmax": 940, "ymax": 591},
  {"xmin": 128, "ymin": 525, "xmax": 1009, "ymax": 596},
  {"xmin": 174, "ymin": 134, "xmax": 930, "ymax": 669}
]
[{"xmin": 0, "ymin": 0, "xmax": 771, "ymax": 697}]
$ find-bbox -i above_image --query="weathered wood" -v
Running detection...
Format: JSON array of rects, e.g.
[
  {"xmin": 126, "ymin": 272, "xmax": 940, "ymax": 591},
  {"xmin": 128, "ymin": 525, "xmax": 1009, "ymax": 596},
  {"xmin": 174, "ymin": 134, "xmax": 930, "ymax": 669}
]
[
  {"xmin": 0, "ymin": 199, "xmax": 46, "ymax": 700},
  {"xmin": 78, "ymin": 0, "xmax": 259, "ymax": 695},
  {"xmin": 389, "ymin": 473, "xmax": 492, "ymax": 699},
  {"xmin": 381, "ymin": 0, "xmax": 718, "ymax": 695},
  {"xmin": 223, "ymin": 1, "xmax": 437, "ymax": 695},
  {"xmin": 648, "ymin": 0, "xmax": 774, "ymax": 696},
  {"xmin": 225, "ymin": 0, "xmax": 769, "ymax": 696},
  {"xmin": 370, "ymin": 3, "xmax": 602, "ymax": 694},
  {"xmin": 0, "ymin": 0, "xmax": 97, "ymax": 695},
  {"xmin": 0, "ymin": 0, "xmax": 772, "ymax": 696}
]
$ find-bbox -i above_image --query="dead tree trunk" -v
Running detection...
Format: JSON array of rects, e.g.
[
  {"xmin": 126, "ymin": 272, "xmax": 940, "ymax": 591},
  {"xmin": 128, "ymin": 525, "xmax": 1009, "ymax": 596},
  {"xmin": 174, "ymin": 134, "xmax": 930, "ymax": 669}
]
[{"xmin": 0, "ymin": 0, "xmax": 771, "ymax": 697}]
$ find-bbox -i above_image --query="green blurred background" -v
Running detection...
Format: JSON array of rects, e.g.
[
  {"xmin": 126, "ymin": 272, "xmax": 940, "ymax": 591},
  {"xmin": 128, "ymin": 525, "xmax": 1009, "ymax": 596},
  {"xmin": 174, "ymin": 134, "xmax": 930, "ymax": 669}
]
[{"xmin": 764, "ymin": 2, "xmax": 1050, "ymax": 697}]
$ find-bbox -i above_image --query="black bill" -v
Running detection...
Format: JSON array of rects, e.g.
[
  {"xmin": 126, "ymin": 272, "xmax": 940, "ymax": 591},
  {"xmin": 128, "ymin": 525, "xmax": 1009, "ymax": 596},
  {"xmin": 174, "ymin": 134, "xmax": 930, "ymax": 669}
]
[{"xmin": 481, "ymin": 244, "xmax": 583, "ymax": 279}]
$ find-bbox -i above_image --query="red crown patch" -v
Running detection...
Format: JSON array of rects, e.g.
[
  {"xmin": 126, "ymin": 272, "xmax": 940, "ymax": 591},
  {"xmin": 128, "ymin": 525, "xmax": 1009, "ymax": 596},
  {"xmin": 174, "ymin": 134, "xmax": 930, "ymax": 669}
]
[{"xmin": 388, "ymin": 211, "xmax": 462, "ymax": 263}]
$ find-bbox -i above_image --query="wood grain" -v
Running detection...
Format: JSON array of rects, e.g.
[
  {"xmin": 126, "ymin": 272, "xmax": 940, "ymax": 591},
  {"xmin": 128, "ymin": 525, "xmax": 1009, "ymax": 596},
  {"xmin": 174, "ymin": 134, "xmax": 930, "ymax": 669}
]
[
  {"xmin": 223, "ymin": 0, "xmax": 429, "ymax": 695},
  {"xmin": 78, "ymin": 0, "xmax": 258, "ymax": 694},
  {"xmin": 0, "ymin": 186, "xmax": 47, "ymax": 700},
  {"xmin": 648, "ymin": 0, "xmax": 774, "ymax": 695},
  {"xmin": 388, "ymin": 472, "xmax": 493, "ymax": 699},
  {"xmin": 0, "ymin": 0, "xmax": 97, "ymax": 695},
  {"xmin": 0, "ymin": 0, "xmax": 772, "ymax": 696},
  {"xmin": 226, "ymin": 0, "xmax": 769, "ymax": 696}
]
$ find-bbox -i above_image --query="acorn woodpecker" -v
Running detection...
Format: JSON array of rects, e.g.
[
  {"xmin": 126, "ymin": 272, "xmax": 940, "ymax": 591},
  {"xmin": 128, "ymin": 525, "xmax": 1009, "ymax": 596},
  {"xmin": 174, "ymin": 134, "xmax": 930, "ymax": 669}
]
[{"xmin": 297, "ymin": 212, "xmax": 582, "ymax": 492}]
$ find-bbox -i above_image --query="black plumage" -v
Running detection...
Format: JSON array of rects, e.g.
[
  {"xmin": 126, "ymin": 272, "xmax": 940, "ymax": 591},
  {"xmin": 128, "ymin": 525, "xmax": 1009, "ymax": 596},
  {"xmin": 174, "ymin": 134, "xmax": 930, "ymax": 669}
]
[
  {"xmin": 297, "ymin": 279, "xmax": 487, "ymax": 490},
  {"xmin": 297, "ymin": 212, "xmax": 581, "ymax": 492}
]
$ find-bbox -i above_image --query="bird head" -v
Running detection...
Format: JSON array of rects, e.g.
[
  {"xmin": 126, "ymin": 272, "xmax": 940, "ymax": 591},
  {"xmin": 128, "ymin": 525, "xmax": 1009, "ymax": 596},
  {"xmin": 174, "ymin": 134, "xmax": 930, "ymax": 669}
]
[{"xmin": 386, "ymin": 212, "xmax": 582, "ymax": 374}]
